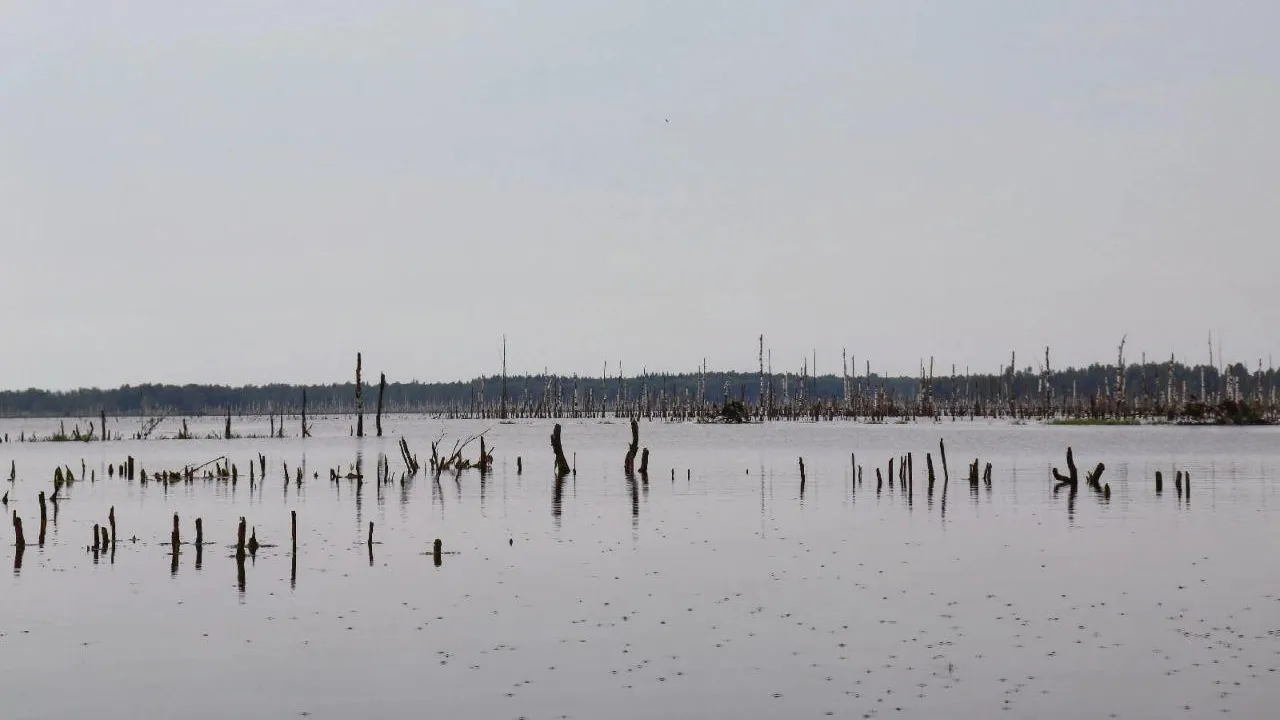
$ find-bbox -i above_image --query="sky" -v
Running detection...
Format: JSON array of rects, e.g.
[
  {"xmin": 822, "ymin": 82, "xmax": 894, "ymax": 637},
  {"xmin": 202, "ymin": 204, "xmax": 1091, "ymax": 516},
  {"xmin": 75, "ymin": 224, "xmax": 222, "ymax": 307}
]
[{"xmin": 2, "ymin": 1, "xmax": 1278, "ymax": 390}]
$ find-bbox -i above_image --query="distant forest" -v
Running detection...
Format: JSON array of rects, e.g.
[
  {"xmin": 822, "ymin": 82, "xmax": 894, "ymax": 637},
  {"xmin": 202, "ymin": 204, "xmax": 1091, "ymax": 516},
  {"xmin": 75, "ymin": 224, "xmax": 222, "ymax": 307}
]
[{"xmin": 0, "ymin": 361, "xmax": 1273, "ymax": 418}]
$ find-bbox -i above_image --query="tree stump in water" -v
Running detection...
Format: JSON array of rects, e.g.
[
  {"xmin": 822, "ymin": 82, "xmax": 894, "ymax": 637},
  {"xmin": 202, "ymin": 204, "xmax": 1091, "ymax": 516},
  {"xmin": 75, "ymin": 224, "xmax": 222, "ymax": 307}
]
[
  {"xmin": 624, "ymin": 418, "xmax": 640, "ymax": 473},
  {"xmin": 551, "ymin": 424, "xmax": 571, "ymax": 476}
]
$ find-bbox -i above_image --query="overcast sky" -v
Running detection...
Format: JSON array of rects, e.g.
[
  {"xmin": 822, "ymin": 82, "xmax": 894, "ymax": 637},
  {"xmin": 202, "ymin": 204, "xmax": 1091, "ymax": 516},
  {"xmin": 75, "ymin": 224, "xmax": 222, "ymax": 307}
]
[{"xmin": 2, "ymin": 1, "xmax": 1277, "ymax": 390}]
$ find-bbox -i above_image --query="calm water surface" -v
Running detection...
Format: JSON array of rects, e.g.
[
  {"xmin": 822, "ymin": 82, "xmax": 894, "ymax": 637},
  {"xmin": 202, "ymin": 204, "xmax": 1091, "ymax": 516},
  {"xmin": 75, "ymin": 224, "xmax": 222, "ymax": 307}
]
[{"xmin": 1, "ymin": 416, "xmax": 1278, "ymax": 719}]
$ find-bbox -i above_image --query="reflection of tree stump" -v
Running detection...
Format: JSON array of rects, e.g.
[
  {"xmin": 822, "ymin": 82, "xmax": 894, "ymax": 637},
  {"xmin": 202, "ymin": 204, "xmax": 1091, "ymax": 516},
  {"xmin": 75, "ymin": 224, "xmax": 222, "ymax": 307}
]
[
  {"xmin": 624, "ymin": 418, "xmax": 640, "ymax": 473},
  {"xmin": 551, "ymin": 424, "xmax": 570, "ymax": 476}
]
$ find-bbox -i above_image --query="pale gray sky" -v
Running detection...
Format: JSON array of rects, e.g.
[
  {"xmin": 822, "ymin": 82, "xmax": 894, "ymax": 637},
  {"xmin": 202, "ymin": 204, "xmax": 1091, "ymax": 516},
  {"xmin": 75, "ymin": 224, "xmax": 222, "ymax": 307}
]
[{"xmin": 3, "ymin": 1, "xmax": 1277, "ymax": 389}]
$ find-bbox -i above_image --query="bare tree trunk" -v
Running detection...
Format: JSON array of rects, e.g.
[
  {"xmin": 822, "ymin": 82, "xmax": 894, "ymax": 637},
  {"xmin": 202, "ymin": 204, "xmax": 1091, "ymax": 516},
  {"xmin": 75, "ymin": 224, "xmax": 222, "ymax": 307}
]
[
  {"xmin": 356, "ymin": 352, "xmax": 365, "ymax": 438},
  {"xmin": 624, "ymin": 417, "xmax": 639, "ymax": 473},
  {"xmin": 376, "ymin": 372, "xmax": 386, "ymax": 437},
  {"xmin": 551, "ymin": 424, "xmax": 571, "ymax": 476},
  {"xmin": 301, "ymin": 388, "xmax": 310, "ymax": 438}
]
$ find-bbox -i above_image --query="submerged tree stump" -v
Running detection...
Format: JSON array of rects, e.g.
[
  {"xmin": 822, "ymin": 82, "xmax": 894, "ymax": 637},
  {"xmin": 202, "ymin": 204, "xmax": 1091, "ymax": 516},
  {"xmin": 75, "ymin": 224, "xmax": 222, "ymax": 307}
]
[
  {"xmin": 236, "ymin": 517, "xmax": 247, "ymax": 558},
  {"xmin": 639, "ymin": 448, "xmax": 650, "ymax": 476},
  {"xmin": 1052, "ymin": 447, "xmax": 1080, "ymax": 487},
  {"xmin": 624, "ymin": 418, "xmax": 640, "ymax": 473},
  {"xmin": 551, "ymin": 424, "xmax": 571, "ymax": 476}
]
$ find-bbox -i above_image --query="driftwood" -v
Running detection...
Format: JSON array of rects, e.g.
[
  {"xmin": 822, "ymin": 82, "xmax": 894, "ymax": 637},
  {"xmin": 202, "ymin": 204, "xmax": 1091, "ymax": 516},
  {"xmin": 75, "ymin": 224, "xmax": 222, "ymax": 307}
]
[{"xmin": 429, "ymin": 430, "xmax": 492, "ymax": 475}]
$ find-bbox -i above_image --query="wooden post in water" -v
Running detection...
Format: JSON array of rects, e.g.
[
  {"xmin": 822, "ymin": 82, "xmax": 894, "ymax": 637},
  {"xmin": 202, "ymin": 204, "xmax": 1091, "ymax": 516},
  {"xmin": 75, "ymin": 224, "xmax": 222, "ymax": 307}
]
[
  {"xmin": 108, "ymin": 506, "xmax": 116, "ymax": 546},
  {"xmin": 639, "ymin": 448, "xmax": 650, "ymax": 476},
  {"xmin": 799, "ymin": 457, "xmax": 806, "ymax": 495},
  {"xmin": 100, "ymin": 409, "xmax": 107, "ymax": 442},
  {"xmin": 291, "ymin": 511, "xmax": 297, "ymax": 553},
  {"xmin": 92, "ymin": 523, "xmax": 100, "ymax": 553},
  {"xmin": 376, "ymin": 372, "xmax": 386, "ymax": 437},
  {"xmin": 171, "ymin": 513, "xmax": 180, "ymax": 552},
  {"xmin": 367, "ymin": 521, "xmax": 374, "ymax": 548},
  {"xmin": 100, "ymin": 526, "xmax": 109, "ymax": 550},
  {"xmin": 926, "ymin": 453, "xmax": 936, "ymax": 495},
  {"xmin": 38, "ymin": 492, "xmax": 47, "ymax": 540},
  {"xmin": 225, "ymin": 407, "xmax": 232, "ymax": 440},
  {"xmin": 516, "ymin": 456, "xmax": 523, "ymax": 475},
  {"xmin": 195, "ymin": 517, "xmax": 203, "ymax": 547},
  {"xmin": 355, "ymin": 353, "xmax": 365, "ymax": 438},
  {"xmin": 127, "ymin": 456, "xmax": 135, "ymax": 481},
  {"xmin": 1155, "ymin": 471, "xmax": 1163, "ymax": 494},
  {"xmin": 888, "ymin": 457, "xmax": 894, "ymax": 489},
  {"xmin": 433, "ymin": 538, "xmax": 442, "ymax": 566}
]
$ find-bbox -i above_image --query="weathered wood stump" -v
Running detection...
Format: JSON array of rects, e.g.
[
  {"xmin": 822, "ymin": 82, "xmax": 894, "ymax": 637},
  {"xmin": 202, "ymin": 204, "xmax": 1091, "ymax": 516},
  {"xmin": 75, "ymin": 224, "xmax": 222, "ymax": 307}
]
[{"xmin": 551, "ymin": 424, "xmax": 571, "ymax": 476}]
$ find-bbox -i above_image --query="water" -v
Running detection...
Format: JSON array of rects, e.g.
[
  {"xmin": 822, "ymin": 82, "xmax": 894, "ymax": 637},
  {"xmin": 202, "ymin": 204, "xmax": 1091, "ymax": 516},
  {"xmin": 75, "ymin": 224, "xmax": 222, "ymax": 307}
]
[{"xmin": 1, "ymin": 416, "xmax": 1278, "ymax": 719}]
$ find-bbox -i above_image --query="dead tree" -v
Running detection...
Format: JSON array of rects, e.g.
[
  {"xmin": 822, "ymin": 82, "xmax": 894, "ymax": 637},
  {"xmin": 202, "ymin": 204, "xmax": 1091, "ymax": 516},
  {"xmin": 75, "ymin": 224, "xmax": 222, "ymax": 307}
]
[
  {"xmin": 551, "ymin": 424, "xmax": 571, "ymax": 476},
  {"xmin": 355, "ymin": 352, "xmax": 365, "ymax": 438},
  {"xmin": 624, "ymin": 417, "xmax": 640, "ymax": 473},
  {"xmin": 1052, "ymin": 447, "xmax": 1079, "ymax": 488},
  {"xmin": 376, "ymin": 372, "xmax": 386, "ymax": 437},
  {"xmin": 301, "ymin": 388, "xmax": 311, "ymax": 438}
]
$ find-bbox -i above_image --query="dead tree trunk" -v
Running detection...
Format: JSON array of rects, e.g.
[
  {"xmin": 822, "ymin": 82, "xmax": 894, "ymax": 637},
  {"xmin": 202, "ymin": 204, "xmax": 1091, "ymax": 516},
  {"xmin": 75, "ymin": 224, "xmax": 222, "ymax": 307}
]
[
  {"xmin": 624, "ymin": 417, "xmax": 639, "ymax": 473},
  {"xmin": 1052, "ymin": 446, "xmax": 1079, "ymax": 487},
  {"xmin": 355, "ymin": 352, "xmax": 365, "ymax": 438},
  {"xmin": 551, "ymin": 424, "xmax": 571, "ymax": 476},
  {"xmin": 301, "ymin": 388, "xmax": 311, "ymax": 438},
  {"xmin": 376, "ymin": 372, "xmax": 386, "ymax": 437},
  {"xmin": 224, "ymin": 408, "xmax": 232, "ymax": 440}
]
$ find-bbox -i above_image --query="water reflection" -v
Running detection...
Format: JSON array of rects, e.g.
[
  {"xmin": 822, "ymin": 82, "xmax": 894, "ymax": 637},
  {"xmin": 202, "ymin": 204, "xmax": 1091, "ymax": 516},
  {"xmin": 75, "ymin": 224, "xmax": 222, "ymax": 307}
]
[{"xmin": 552, "ymin": 474, "xmax": 566, "ymax": 527}]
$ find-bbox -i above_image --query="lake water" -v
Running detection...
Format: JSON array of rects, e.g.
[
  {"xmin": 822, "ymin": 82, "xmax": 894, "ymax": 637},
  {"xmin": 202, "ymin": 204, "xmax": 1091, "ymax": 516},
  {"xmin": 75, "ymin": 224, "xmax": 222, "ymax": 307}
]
[{"xmin": 1, "ymin": 415, "xmax": 1278, "ymax": 719}]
